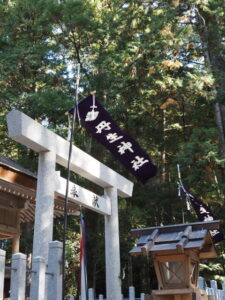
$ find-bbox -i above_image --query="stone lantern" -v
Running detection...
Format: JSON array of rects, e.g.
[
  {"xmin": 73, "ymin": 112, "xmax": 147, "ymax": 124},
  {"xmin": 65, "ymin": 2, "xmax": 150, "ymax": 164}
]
[{"xmin": 130, "ymin": 220, "xmax": 220, "ymax": 300}]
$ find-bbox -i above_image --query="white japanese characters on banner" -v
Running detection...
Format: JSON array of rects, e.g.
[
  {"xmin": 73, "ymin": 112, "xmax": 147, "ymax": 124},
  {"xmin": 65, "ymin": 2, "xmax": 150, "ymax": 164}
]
[
  {"xmin": 70, "ymin": 94, "xmax": 157, "ymax": 183},
  {"xmin": 178, "ymin": 181, "xmax": 224, "ymax": 243}
]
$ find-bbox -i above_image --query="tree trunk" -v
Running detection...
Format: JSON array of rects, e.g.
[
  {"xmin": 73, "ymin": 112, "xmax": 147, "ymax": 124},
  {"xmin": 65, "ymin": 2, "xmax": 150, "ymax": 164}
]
[
  {"xmin": 197, "ymin": 7, "xmax": 225, "ymax": 155},
  {"xmin": 215, "ymin": 103, "xmax": 225, "ymax": 156}
]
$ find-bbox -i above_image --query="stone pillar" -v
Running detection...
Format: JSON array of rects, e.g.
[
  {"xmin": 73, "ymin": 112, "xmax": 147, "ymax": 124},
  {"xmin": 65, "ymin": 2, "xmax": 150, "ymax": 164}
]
[
  {"xmin": 30, "ymin": 256, "xmax": 46, "ymax": 300},
  {"xmin": 210, "ymin": 280, "xmax": 218, "ymax": 300},
  {"xmin": 222, "ymin": 283, "xmax": 225, "ymax": 299},
  {"xmin": 104, "ymin": 187, "xmax": 122, "ymax": 300},
  {"xmin": 198, "ymin": 276, "xmax": 205, "ymax": 290},
  {"xmin": 0, "ymin": 249, "xmax": 6, "ymax": 299},
  {"xmin": 10, "ymin": 253, "xmax": 27, "ymax": 300},
  {"xmin": 47, "ymin": 241, "xmax": 63, "ymax": 300},
  {"xmin": 129, "ymin": 286, "xmax": 135, "ymax": 300},
  {"xmin": 88, "ymin": 288, "xmax": 94, "ymax": 300},
  {"xmin": 32, "ymin": 151, "xmax": 56, "ymax": 260}
]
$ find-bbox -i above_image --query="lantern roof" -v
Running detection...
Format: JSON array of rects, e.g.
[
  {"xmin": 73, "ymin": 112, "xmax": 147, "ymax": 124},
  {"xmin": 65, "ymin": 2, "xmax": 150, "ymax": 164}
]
[{"xmin": 130, "ymin": 221, "xmax": 220, "ymax": 259}]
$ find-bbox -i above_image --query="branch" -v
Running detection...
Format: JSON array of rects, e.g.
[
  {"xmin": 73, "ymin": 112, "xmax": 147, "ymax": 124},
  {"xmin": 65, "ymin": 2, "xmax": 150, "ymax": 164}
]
[{"xmin": 69, "ymin": 29, "xmax": 90, "ymax": 82}]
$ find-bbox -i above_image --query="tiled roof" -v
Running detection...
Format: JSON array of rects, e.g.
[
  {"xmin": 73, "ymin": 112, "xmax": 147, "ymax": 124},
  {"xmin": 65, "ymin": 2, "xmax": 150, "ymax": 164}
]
[{"xmin": 0, "ymin": 155, "xmax": 36, "ymax": 178}]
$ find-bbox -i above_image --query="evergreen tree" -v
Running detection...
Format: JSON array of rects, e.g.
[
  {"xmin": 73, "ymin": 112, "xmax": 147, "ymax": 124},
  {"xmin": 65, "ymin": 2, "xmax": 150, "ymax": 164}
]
[{"xmin": 0, "ymin": 0, "xmax": 224, "ymax": 296}]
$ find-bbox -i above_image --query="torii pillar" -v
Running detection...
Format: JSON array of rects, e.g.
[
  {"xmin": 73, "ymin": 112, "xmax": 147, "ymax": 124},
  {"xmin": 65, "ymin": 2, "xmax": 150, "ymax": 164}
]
[
  {"xmin": 105, "ymin": 187, "xmax": 122, "ymax": 300},
  {"xmin": 33, "ymin": 151, "xmax": 56, "ymax": 259}
]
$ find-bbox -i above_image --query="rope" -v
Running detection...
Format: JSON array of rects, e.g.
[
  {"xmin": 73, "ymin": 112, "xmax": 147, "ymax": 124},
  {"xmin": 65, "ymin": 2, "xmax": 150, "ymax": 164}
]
[{"xmin": 177, "ymin": 164, "xmax": 191, "ymax": 223}]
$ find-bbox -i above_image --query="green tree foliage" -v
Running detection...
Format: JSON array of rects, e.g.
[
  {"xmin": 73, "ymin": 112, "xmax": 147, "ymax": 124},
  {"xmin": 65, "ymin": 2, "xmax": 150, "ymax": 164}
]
[{"xmin": 0, "ymin": 0, "xmax": 225, "ymax": 296}]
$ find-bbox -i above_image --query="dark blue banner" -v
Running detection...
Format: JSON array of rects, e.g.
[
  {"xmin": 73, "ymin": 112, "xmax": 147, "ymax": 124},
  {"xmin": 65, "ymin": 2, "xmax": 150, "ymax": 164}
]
[
  {"xmin": 70, "ymin": 94, "xmax": 157, "ymax": 183},
  {"xmin": 178, "ymin": 182, "xmax": 223, "ymax": 243},
  {"xmin": 190, "ymin": 196, "xmax": 223, "ymax": 243}
]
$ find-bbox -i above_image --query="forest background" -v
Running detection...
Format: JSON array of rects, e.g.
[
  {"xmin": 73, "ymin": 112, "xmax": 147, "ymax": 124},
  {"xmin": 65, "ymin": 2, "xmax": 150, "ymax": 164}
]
[{"xmin": 0, "ymin": 0, "xmax": 225, "ymax": 297}]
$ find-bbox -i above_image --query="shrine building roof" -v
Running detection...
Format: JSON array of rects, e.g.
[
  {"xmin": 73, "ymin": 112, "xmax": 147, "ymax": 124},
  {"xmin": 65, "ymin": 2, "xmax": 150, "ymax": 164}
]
[
  {"xmin": 0, "ymin": 155, "xmax": 36, "ymax": 178},
  {"xmin": 0, "ymin": 155, "xmax": 79, "ymax": 226},
  {"xmin": 130, "ymin": 221, "xmax": 220, "ymax": 259}
]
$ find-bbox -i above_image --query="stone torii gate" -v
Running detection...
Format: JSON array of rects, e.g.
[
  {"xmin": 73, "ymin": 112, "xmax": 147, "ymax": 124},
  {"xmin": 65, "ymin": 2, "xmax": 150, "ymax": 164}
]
[{"xmin": 7, "ymin": 110, "xmax": 133, "ymax": 300}]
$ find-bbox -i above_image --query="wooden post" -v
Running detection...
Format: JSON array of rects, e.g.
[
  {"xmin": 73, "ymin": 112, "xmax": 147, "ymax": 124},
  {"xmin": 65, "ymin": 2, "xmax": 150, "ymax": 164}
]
[
  {"xmin": 12, "ymin": 210, "xmax": 21, "ymax": 254},
  {"xmin": 30, "ymin": 256, "xmax": 46, "ymax": 300},
  {"xmin": 10, "ymin": 253, "xmax": 26, "ymax": 300},
  {"xmin": 0, "ymin": 249, "xmax": 6, "ymax": 300},
  {"xmin": 104, "ymin": 187, "xmax": 122, "ymax": 300},
  {"xmin": 12, "ymin": 235, "xmax": 20, "ymax": 254}
]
